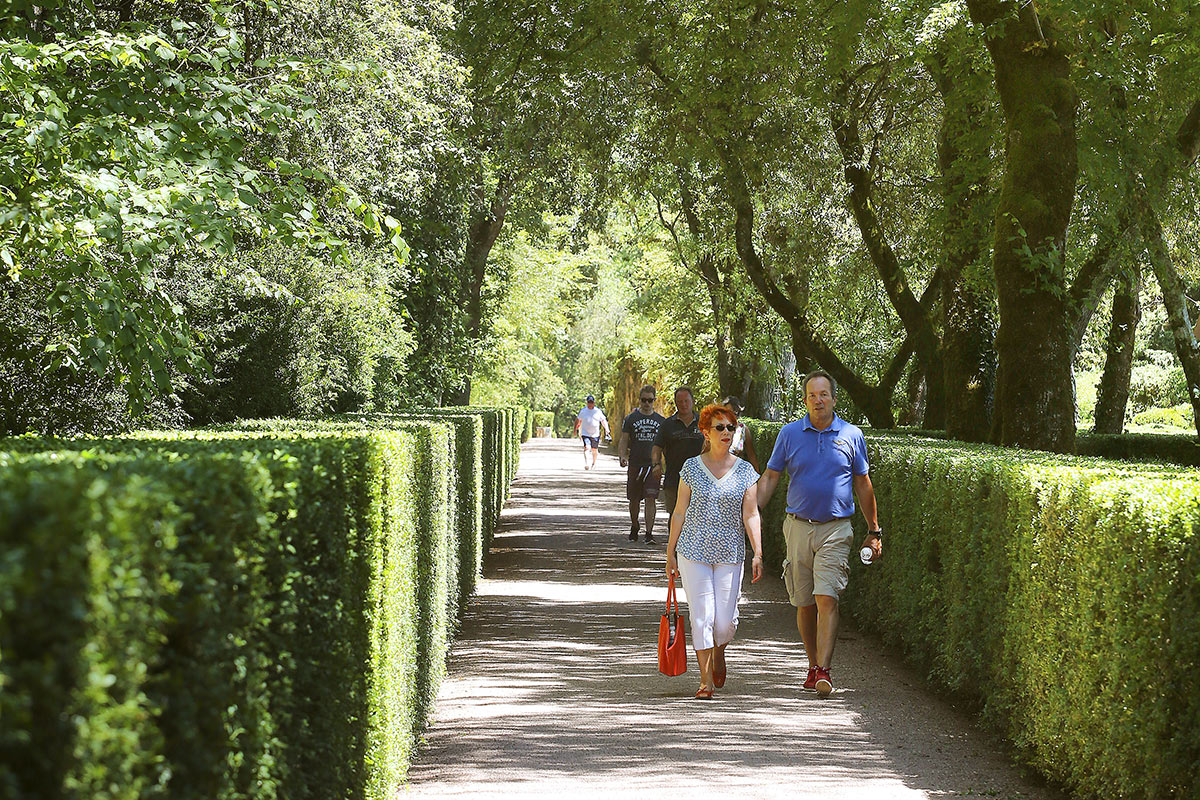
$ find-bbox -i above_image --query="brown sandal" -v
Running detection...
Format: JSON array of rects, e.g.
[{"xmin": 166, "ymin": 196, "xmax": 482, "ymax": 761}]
[{"xmin": 695, "ymin": 686, "xmax": 714, "ymax": 700}]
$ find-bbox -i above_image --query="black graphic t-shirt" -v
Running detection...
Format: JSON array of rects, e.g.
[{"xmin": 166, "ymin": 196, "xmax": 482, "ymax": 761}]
[
  {"xmin": 622, "ymin": 410, "xmax": 666, "ymax": 467},
  {"xmin": 653, "ymin": 414, "xmax": 705, "ymax": 490}
]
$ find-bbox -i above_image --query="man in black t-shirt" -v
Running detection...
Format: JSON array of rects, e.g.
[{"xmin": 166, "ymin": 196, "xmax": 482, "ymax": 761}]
[
  {"xmin": 618, "ymin": 385, "xmax": 666, "ymax": 544},
  {"xmin": 651, "ymin": 386, "xmax": 705, "ymax": 527}
]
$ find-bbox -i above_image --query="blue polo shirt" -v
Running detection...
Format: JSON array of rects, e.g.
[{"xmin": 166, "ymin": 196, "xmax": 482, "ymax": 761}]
[{"xmin": 765, "ymin": 413, "xmax": 869, "ymax": 520}]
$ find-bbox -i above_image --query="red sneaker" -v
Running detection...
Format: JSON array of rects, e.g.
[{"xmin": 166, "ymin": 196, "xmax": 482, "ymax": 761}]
[
  {"xmin": 803, "ymin": 667, "xmax": 817, "ymax": 691},
  {"xmin": 814, "ymin": 667, "xmax": 833, "ymax": 697}
]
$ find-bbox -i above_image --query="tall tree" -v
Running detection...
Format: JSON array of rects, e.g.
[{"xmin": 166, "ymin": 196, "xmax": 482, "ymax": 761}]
[
  {"xmin": 963, "ymin": 0, "xmax": 1080, "ymax": 451},
  {"xmin": 0, "ymin": 0, "xmax": 397, "ymax": 421},
  {"xmin": 918, "ymin": 3, "xmax": 999, "ymax": 441},
  {"xmin": 1092, "ymin": 266, "xmax": 1140, "ymax": 434},
  {"xmin": 448, "ymin": 0, "xmax": 622, "ymax": 403}
]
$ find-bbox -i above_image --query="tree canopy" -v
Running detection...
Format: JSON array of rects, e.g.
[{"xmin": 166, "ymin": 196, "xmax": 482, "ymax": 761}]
[{"xmin": 3, "ymin": 0, "xmax": 1199, "ymax": 449}]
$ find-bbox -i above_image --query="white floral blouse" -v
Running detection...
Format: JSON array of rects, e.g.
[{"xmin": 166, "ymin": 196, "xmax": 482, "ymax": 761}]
[{"xmin": 676, "ymin": 456, "xmax": 760, "ymax": 564}]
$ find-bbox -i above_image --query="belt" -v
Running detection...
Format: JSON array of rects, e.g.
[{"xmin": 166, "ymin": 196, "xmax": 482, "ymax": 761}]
[{"xmin": 787, "ymin": 513, "xmax": 848, "ymax": 525}]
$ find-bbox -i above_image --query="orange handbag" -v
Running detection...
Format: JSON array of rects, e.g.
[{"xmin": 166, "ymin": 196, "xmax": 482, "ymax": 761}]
[{"xmin": 658, "ymin": 576, "xmax": 687, "ymax": 676}]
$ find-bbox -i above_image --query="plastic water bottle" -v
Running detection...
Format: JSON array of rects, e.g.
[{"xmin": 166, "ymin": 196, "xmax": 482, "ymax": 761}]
[{"xmin": 859, "ymin": 545, "xmax": 874, "ymax": 565}]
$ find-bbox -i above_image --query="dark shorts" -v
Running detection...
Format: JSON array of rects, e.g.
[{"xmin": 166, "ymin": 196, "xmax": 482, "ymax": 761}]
[
  {"xmin": 581, "ymin": 435, "xmax": 600, "ymax": 449},
  {"xmin": 625, "ymin": 465, "xmax": 662, "ymax": 502}
]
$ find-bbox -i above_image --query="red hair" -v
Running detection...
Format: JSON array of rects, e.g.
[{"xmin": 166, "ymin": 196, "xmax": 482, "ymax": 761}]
[
  {"xmin": 698, "ymin": 403, "xmax": 738, "ymax": 432},
  {"xmin": 698, "ymin": 404, "xmax": 738, "ymax": 452}
]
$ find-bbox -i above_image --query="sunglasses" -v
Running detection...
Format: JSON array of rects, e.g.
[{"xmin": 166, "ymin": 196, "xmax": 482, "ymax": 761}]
[
  {"xmin": 639, "ymin": 397, "xmax": 655, "ymax": 402},
  {"xmin": 711, "ymin": 424, "xmax": 737, "ymax": 432}
]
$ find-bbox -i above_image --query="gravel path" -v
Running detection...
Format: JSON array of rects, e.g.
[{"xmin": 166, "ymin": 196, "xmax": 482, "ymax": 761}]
[{"xmin": 404, "ymin": 439, "xmax": 1062, "ymax": 799}]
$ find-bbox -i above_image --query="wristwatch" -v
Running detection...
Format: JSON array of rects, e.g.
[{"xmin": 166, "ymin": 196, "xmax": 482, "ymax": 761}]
[{"xmin": 868, "ymin": 529, "xmax": 883, "ymax": 539}]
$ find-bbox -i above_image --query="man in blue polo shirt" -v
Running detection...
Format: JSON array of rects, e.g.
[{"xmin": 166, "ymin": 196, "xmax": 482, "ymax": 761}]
[{"xmin": 757, "ymin": 370, "xmax": 882, "ymax": 698}]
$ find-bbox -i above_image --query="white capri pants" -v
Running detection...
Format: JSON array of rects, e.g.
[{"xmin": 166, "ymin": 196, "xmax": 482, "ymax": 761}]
[{"xmin": 677, "ymin": 555, "xmax": 743, "ymax": 650}]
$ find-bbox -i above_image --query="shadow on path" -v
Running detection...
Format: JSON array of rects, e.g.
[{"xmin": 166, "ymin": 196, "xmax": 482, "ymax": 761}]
[{"xmin": 404, "ymin": 439, "xmax": 1060, "ymax": 799}]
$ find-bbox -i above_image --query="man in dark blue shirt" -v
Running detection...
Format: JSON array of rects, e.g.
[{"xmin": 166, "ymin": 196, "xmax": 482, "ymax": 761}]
[
  {"xmin": 757, "ymin": 370, "xmax": 883, "ymax": 697},
  {"xmin": 651, "ymin": 386, "xmax": 705, "ymax": 533},
  {"xmin": 618, "ymin": 385, "xmax": 666, "ymax": 544}
]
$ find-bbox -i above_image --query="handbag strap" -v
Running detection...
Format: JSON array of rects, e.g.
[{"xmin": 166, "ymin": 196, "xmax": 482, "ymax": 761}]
[{"xmin": 665, "ymin": 577, "xmax": 679, "ymax": 614}]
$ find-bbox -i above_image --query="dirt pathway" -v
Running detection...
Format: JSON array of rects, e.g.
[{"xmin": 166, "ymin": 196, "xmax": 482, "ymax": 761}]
[{"xmin": 404, "ymin": 439, "xmax": 1060, "ymax": 799}]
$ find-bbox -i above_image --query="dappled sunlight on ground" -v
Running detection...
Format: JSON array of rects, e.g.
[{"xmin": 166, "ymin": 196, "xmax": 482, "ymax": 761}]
[{"xmin": 404, "ymin": 440, "xmax": 1060, "ymax": 799}]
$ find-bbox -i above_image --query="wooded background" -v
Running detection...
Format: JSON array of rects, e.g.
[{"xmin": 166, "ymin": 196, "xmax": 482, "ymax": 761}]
[{"xmin": 4, "ymin": 0, "xmax": 1199, "ymax": 452}]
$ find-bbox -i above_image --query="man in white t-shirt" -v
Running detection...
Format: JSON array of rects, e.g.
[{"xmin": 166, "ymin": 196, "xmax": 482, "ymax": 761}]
[{"xmin": 574, "ymin": 394, "xmax": 611, "ymax": 471}]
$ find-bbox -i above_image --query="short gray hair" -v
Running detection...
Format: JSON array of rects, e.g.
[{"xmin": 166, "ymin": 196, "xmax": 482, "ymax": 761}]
[{"xmin": 802, "ymin": 370, "xmax": 837, "ymax": 399}]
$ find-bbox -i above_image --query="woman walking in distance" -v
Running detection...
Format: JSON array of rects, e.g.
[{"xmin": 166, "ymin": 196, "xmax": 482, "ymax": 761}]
[{"xmin": 666, "ymin": 403, "xmax": 764, "ymax": 699}]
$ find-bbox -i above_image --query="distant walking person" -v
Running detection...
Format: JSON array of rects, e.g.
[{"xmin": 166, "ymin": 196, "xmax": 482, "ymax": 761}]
[
  {"xmin": 574, "ymin": 394, "xmax": 610, "ymax": 471},
  {"xmin": 666, "ymin": 403, "xmax": 763, "ymax": 699},
  {"xmin": 756, "ymin": 370, "xmax": 882, "ymax": 697},
  {"xmin": 721, "ymin": 395, "xmax": 761, "ymax": 472},
  {"xmin": 651, "ymin": 387, "xmax": 705, "ymax": 523},
  {"xmin": 618, "ymin": 385, "xmax": 666, "ymax": 543}
]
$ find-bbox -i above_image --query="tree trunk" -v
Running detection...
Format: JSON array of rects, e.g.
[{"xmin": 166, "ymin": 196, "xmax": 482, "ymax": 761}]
[
  {"xmin": 724, "ymin": 166, "xmax": 896, "ymax": 428},
  {"xmin": 449, "ymin": 180, "xmax": 510, "ymax": 405},
  {"xmin": 899, "ymin": 366, "xmax": 926, "ymax": 427},
  {"xmin": 701, "ymin": 264, "xmax": 734, "ymax": 398},
  {"xmin": 1092, "ymin": 267, "xmax": 1140, "ymax": 434},
  {"xmin": 830, "ymin": 89, "xmax": 946, "ymax": 428},
  {"xmin": 965, "ymin": 0, "xmax": 1080, "ymax": 452},
  {"xmin": 1143, "ymin": 212, "xmax": 1200, "ymax": 436},
  {"xmin": 924, "ymin": 34, "xmax": 998, "ymax": 442},
  {"xmin": 677, "ymin": 174, "xmax": 740, "ymax": 402},
  {"xmin": 1071, "ymin": 99, "xmax": 1200, "ymax": 352},
  {"xmin": 750, "ymin": 339, "xmax": 790, "ymax": 421}
]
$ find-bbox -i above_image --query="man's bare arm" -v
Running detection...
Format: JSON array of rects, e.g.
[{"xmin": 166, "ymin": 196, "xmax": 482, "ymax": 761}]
[
  {"xmin": 852, "ymin": 473, "xmax": 879, "ymax": 530},
  {"xmin": 757, "ymin": 467, "xmax": 782, "ymax": 510}
]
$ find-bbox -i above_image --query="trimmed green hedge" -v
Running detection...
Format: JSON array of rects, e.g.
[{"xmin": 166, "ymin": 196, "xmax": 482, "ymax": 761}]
[
  {"xmin": 1076, "ymin": 431, "xmax": 1200, "ymax": 468},
  {"xmin": 0, "ymin": 407, "xmax": 523, "ymax": 800},
  {"xmin": 748, "ymin": 419, "xmax": 1200, "ymax": 798},
  {"xmin": 0, "ymin": 448, "xmax": 279, "ymax": 800},
  {"xmin": 878, "ymin": 426, "xmax": 1200, "ymax": 469}
]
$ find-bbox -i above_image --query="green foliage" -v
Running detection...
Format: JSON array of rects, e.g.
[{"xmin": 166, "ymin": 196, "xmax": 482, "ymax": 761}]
[
  {"xmin": 0, "ymin": 407, "xmax": 522, "ymax": 799},
  {"xmin": 0, "ymin": 447, "xmax": 279, "ymax": 800},
  {"xmin": 179, "ymin": 243, "xmax": 413, "ymax": 422},
  {"xmin": 833, "ymin": 431, "xmax": 1200, "ymax": 798},
  {"xmin": 1129, "ymin": 358, "xmax": 1188, "ymax": 414},
  {"xmin": 1131, "ymin": 403, "xmax": 1195, "ymax": 430},
  {"xmin": 473, "ymin": 211, "xmax": 738, "ymax": 422},
  {"xmin": 0, "ymin": 6, "xmax": 397, "ymax": 413}
]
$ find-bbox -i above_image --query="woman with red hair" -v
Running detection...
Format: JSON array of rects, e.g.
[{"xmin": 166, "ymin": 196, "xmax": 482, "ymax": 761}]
[{"xmin": 666, "ymin": 403, "xmax": 764, "ymax": 699}]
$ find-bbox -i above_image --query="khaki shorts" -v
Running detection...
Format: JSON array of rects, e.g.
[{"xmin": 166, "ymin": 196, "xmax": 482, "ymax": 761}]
[
  {"xmin": 660, "ymin": 485, "xmax": 679, "ymax": 522},
  {"xmin": 782, "ymin": 516, "xmax": 853, "ymax": 607}
]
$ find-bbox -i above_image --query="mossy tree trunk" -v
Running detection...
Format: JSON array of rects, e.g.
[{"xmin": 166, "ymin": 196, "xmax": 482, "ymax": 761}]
[
  {"xmin": 923, "ymin": 30, "xmax": 998, "ymax": 443},
  {"xmin": 1092, "ymin": 268, "xmax": 1141, "ymax": 434},
  {"xmin": 965, "ymin": 0, "xmax": 1080, "ymax": 453},
  {"xmin": 450, "ymin": 178, "xmax": 510, "ymax": 405}
]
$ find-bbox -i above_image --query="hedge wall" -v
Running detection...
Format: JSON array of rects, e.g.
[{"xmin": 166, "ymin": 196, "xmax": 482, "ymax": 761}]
[
  {"xmin": 0, "ymin": 407, "xmax": 523, "ymax": 800},
  {"xmin": 1076, "ymin": 431, "xmax": 1200, "ymax": 468},
  {"xmin": 884, "ymin": 426, "xmax": 1200, "ymax": 469},
  {"xmin": 747, "ymin": 420, "xmax": 1200, "ymax": 798}
]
